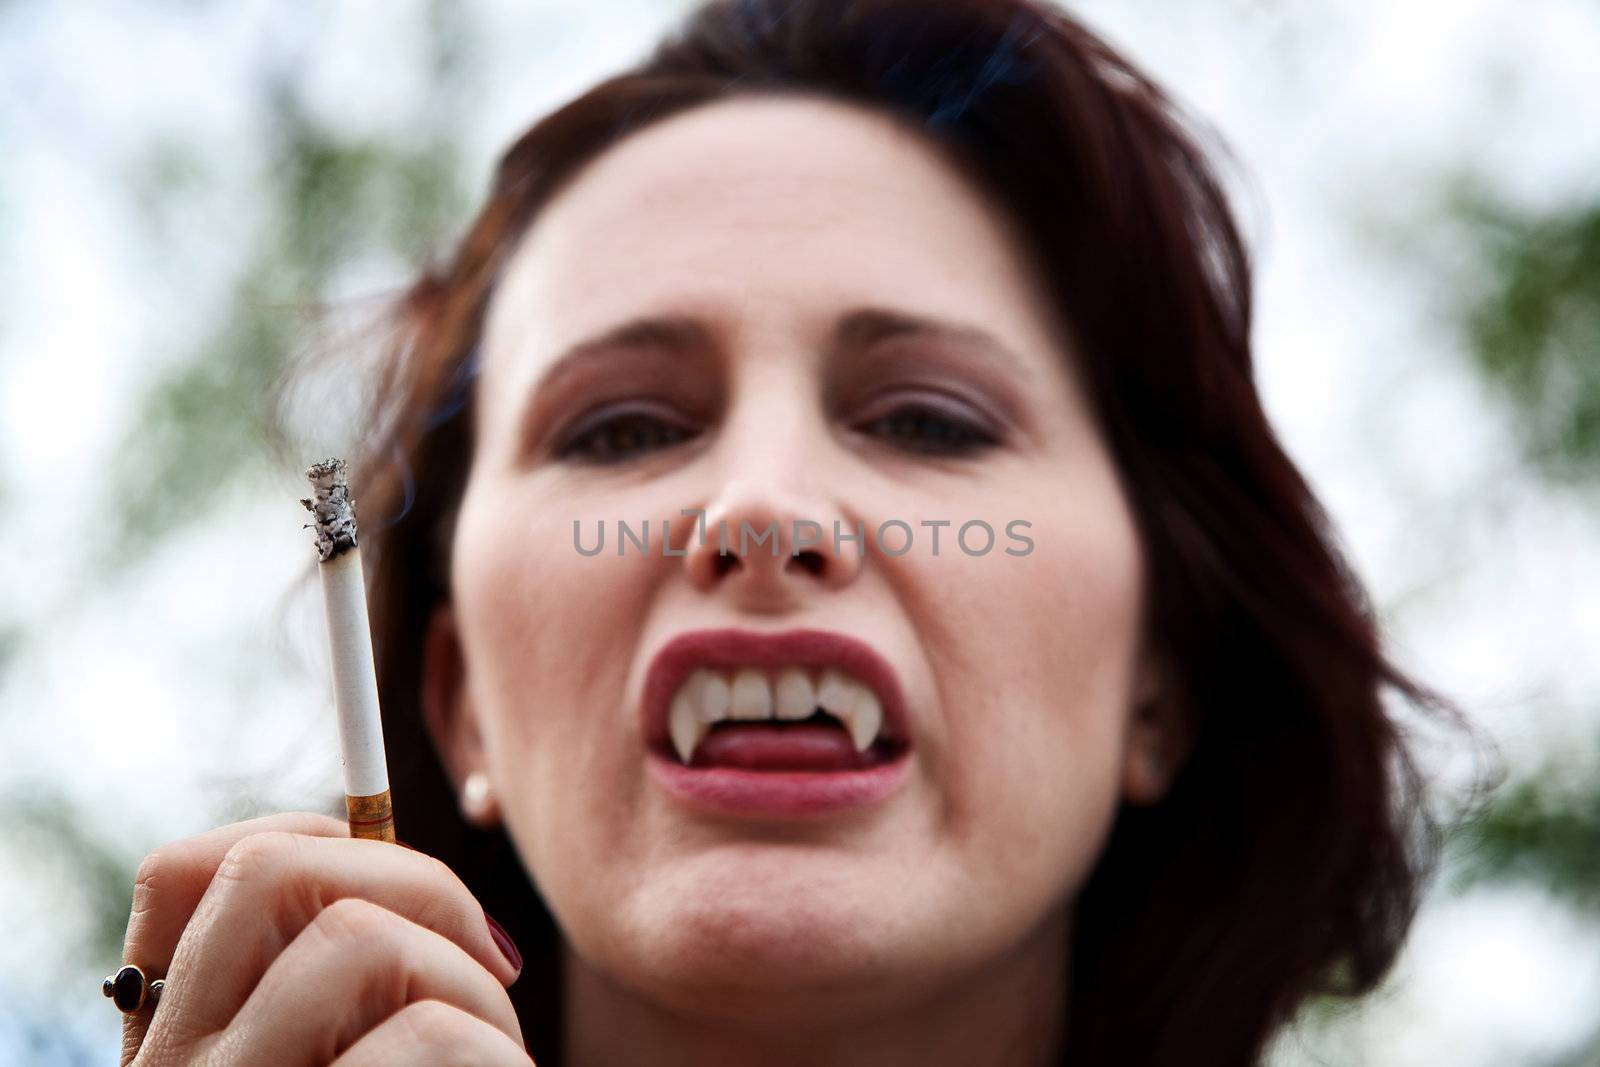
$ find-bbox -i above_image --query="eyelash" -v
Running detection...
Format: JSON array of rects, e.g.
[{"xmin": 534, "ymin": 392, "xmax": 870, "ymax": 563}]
[
  {"xmin": 554, "ymin": 408, "xmax": 697, "ymax": 464},
  {"xmin": 853, "ymin": 400, "xmax": 999, "ymax": 455},
  {"xmin": 554, "ymin": 400, "xmax": 998, "ymax": 465}
]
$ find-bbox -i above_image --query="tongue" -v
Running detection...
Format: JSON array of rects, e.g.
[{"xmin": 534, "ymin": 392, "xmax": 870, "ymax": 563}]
[{"xmin": 691, "ymin": 723, "xmax": 878, "ymax": 770}]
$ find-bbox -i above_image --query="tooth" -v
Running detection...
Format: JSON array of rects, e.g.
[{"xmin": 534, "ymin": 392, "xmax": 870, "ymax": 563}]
[
  {"xmin": 669, "ymin": 689, "xmax": 708, "ymax": 764},
  {"xmin": 846, "ymin": 687, "xmax": 883, "ymax": 753},
  {"xmin": 729, "ymin": 668, "xmax": 773, "ymax": 720},
  {"xmin": 774, "ymin": 668, "xmax": 815, "ymax": 720},
  {"xmin": 815, "ymin": 669, "xmax": 858, "ymax": 720},
  {"xmin": 695, "ymin": 670, "xmax": 731, "ymax": 724}
]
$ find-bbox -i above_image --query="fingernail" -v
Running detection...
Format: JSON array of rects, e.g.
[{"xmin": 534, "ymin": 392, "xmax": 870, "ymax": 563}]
[{"xmin": 485, "ymin": 912, "xmax": 522, "ymax": 974}]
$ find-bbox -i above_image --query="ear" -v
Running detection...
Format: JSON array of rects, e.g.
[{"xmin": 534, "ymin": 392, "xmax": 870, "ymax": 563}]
[
  {"xmin": 1120, "ymin": 649, "xmax": 1195, "ymax": 806},
  {"xmin": 421, "ymin": 604, "xmax": 500, "ymax": 827}
]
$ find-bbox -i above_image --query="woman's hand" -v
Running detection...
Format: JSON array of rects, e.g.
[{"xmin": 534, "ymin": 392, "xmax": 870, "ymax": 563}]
[{"xmin": 117, "ymin": 811, "xmax": 531, "ymax": 1066}]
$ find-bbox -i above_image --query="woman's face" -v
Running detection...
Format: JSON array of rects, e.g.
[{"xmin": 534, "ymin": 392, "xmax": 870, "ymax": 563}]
[{"xmin": 439, "ymin": 94, "xmax": 1169, "ymax": 1020}]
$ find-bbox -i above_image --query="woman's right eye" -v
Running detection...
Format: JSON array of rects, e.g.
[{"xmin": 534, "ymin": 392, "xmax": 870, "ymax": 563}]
[{"xmin": 554, "ymin": 409, "xmax": 697, "ymax": 465}]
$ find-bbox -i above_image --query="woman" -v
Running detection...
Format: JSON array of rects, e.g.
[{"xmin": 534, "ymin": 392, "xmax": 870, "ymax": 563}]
[{"xmin": 110, "ymin": 0, "xmax": 1475, "ymax": 1063}]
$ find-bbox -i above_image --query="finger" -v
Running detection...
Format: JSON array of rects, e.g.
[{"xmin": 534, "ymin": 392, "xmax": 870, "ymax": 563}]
[
  {"xmin": 155, "ymin": 830, "xmax": 520, "ymax": 1042},
  {"xmin": 332, "ymin": 1000, "xmax": 534, "ymax": 1067},
  {"xmin": 225, "ymin": 897, "xmax": 523, "ymax": 1067},
  {"xmin": 120, "ymin": 811, "xmax": 349, "ymax": 1066}
]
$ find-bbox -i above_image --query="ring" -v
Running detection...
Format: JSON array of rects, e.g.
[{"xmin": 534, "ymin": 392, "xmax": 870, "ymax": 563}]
[{"xmin": 102, "ymin": 964, "xmax": 164, "ymax": 1014}]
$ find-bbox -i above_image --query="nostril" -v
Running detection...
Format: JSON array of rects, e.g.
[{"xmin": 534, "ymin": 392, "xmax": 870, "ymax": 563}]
[
  {"xmin": 713, "ymin": 552, "xmax": 739, "ymax": 578},
  {"xmin": 791, "ymin": 549, "xmax": 826, "ymax": 576}
]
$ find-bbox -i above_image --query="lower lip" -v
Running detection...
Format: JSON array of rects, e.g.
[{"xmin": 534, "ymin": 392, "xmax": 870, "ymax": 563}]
[{"xmin": 645, "ymin": 749, "xmax": 912, "ymax": 818}]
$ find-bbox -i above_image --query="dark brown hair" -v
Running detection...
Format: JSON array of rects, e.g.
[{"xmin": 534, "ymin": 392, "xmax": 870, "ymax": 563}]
[{"xmin": 323, "ymin": 1, "xmax": 1483, "ymax": 1062}]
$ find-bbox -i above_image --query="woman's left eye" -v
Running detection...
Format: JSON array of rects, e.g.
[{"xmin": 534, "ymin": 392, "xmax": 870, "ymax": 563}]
[{"xmin": 855, "ymin": 401, "xmax": 999, "ymax": 455}]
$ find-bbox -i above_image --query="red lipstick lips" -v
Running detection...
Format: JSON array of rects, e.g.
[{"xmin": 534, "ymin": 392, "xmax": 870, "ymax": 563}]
[{"xmin": 640, "ymin": 628, "xmax": 914, "ymax": 817}]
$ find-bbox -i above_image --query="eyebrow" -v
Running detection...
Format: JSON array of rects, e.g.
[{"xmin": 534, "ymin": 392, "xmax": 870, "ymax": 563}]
[
  {"xmin": 829, "ymin": 307, "xmax": 1030, "ymax": 376},
  {"xmin": 530, "ymin": 304, "xmax": 1030, "ymax": 396}
]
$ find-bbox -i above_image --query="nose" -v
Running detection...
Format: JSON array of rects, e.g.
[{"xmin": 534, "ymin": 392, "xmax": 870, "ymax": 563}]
[
  {"xmin": 675, "ymin": 344, "xmax": 867, "ymax": 608},
  {"xmin": 681, "ymin": 477, "xmax": 865, "ymax": 607}
]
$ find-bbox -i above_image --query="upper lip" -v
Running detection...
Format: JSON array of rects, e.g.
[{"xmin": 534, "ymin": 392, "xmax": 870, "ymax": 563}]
[{"xmin": 639, "ymin": 628, "xmax": 913, "ymax": 751}]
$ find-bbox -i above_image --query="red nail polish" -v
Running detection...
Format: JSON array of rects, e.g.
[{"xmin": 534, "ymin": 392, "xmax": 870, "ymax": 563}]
[{"xmin": 485, "ymin": 912, "xmax": 522, "ymax": 973}]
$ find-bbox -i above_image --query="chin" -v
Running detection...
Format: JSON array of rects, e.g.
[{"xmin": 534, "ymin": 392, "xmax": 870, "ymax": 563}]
[{"xmin": 613, "ymin": 857, "xmax": 931, "ymax": 1020}]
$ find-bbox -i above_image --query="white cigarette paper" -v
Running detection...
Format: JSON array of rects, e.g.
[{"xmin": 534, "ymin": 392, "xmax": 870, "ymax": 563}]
[
  {"xmin": 302, "ymin": 460, "xmax": 392, "ymax": 807},
  {"xmin": 318, "ymin": 549, "xmax": 389, "ymax": 797}
]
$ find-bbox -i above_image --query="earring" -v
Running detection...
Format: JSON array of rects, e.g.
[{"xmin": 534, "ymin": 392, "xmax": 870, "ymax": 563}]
[{"xmin": 461, "ymin": 770, "xmax": 496, "ymax": 825}]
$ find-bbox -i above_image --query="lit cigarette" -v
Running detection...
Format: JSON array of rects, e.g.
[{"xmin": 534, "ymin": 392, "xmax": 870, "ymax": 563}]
[{"xmin": 302, "ymin": 459, "xmax": 395, "ymax": 843}]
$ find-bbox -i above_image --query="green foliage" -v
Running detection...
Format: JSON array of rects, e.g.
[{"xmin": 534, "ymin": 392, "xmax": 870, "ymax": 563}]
[
  {"xmin": 1450, "ymin": 186, "xmax": 1600, "ymax": 482},
  {"xmin": 1448, "ymin": 760, "xmax": 1600, "ymax": 908},
  {"xmin": 108, "ymin": 41, "xmax": 472, "ymax": 563},
  {"xmin": 1434, "ymin": 182, "xmax": 1600, "ymax": 1001},
  {"xmin": 5, "ymin": 792, "xmax": 139, "ymax": 966}
]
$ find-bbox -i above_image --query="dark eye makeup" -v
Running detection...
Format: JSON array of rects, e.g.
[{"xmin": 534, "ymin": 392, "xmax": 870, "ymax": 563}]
[
  {"xmin": 848, "ymin": 391, "xmax": 1001, "ymax": 456},
  {"xmin": 553, "ymin": 404, "xmax": 700, "ymax": 465},
  {"xmin": 552, "ymin": 394, "xmax": 1002, "ymax": 466}
]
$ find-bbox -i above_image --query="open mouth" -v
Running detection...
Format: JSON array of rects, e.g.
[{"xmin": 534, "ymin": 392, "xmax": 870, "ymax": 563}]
[
  {"xmin": 640, "ymin": 629, "xmax": 915, "ymax": 815},
  {"xmin": 654, "ymin": 666, "xmax": 911, "ymax": 770},
  {"xmin": 649, "ymin": 703, "xmax": 908, "ymax": 771}
]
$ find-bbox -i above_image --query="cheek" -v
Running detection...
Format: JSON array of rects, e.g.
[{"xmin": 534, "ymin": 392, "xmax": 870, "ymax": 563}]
[
  {"xmin": 910, "ymin": 488, "xmax": 1144, "ymax": 896},
  {"xmin": 449, "ymin": 487, "xmax": 651, "ymax": 863}
]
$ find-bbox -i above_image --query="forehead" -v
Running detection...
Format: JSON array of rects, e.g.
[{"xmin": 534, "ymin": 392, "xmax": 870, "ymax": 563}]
[{"xmin": 480, "ymin": 93, "xmax": 1065, "ymax": 384}]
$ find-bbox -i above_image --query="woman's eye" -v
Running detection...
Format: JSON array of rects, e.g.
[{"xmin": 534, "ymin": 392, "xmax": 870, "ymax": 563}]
[
  {"xmin": 856, "ymin": 402, "xmax": 999, "ymax": 455},
  {"xmin": 555, "ymin": 410, "xmax": 696, "ymax": 464}
]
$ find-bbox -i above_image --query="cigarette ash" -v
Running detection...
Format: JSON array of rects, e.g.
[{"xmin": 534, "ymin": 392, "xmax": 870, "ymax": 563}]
[{"xmin": 301, "ymin": 458, "xmax": 359, "ymax": 562}]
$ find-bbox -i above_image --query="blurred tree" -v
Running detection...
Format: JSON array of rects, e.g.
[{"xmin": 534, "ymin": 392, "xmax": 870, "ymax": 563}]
[
  {"xmin": 109, "ymin": 75, "xmax": 472, "ymax": 560},
  {"xmin": 1436, "ymin": 186, "xmax": 1600, "ymax": 1063},
  {"xmin": 1452, "ymin": 771, "xmax": 1600, "ymax": 907},
  {"xmin": 1439, "ymin": 180, "xmax": 1600, "ymax": 861},
  {"xmin": 1449, "ymin": 187, "xmax": 1600, "ymax": 484},
  {"xmin": 5, "ymin": 5, "xmax": 481, "ymax": 1060},
  {"xmin": 4, "ymin": 794, "xmax": 139, "ymax": 969}
]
